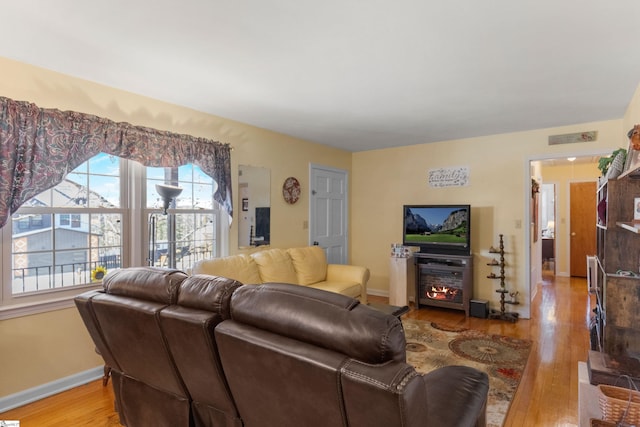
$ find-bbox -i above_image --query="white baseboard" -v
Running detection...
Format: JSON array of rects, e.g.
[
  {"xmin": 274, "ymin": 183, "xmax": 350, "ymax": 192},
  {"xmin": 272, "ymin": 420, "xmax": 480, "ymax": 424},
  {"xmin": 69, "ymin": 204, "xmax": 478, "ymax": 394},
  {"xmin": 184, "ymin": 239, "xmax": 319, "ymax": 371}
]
[
  {"xmin": 366, "ymin": 289, "xmax": 389, "ymax": 297},
  {"xmin": 0, "ymin": 366, "xmax": 103, "ymax": 413},
  {"xmin": 367, "ymin": 290, "xmax": 415, "ymax": 303}
]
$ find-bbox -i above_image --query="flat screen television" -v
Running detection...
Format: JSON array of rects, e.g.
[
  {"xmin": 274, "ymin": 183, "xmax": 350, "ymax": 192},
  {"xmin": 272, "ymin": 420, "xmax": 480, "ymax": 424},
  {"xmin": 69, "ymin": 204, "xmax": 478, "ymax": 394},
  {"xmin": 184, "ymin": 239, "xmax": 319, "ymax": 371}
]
[{"xmin": 402, "ymin": 204, "xmax": 471, "ymax": 255}]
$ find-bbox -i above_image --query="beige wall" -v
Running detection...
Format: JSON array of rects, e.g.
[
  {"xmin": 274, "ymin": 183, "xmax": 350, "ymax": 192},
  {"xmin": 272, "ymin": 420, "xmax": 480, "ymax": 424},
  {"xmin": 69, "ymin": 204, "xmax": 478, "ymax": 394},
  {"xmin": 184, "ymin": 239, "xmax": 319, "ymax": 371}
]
[
  {"xmin": 0, "ymin": 309, "xmax": 101, "ymax": 397},
  {"xmin": 0, "ymin": 57, "xmax": 351, "ymax": 398},
  {"xmin": 351, "ymin": 120, "xmax": 625, "ymax": 319}
]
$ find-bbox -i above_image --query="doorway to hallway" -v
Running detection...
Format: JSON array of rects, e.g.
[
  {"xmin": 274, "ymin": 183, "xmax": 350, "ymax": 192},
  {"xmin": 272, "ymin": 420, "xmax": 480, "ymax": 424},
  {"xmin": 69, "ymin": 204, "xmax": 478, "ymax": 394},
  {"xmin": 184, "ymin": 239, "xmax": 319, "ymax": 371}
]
[
  {"xmin": 541, "ymin": 183, "xmax": 556, "ymax": 276},
  {"xmin": 528, "ymin": 153, "xmax": 604, "ymax": 311}
]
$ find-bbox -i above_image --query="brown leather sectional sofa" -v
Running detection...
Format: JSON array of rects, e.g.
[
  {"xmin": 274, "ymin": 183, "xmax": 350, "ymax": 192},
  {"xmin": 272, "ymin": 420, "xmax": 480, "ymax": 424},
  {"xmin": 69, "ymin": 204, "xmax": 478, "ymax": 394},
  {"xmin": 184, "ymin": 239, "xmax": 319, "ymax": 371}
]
[{"xmin": 75, "ymin": 267, "xmax": 489, "ymax": 427}]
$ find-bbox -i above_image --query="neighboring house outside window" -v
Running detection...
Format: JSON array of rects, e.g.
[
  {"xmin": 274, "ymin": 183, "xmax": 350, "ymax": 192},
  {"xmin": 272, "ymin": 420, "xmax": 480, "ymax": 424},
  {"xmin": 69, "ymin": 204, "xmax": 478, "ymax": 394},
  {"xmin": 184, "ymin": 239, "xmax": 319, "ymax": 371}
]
[{"xmin": 1, "ymin": 153, "xmax": 225, "ymax": 315}]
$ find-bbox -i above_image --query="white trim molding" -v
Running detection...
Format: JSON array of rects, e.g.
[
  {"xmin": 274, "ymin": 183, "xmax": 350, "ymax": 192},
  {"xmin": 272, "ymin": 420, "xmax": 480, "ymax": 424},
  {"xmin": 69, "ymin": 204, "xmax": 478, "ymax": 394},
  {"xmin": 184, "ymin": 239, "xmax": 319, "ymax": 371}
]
[{"xmin": 0, "ymin": 366, "xmax": 103, "ymax": 412}]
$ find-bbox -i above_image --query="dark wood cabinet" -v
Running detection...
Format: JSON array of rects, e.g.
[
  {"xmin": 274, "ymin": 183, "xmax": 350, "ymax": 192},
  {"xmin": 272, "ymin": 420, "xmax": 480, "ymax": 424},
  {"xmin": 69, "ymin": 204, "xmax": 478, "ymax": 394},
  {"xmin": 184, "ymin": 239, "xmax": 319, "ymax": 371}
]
[
  {"xmin": 542, "ymin": 238, "xmax": 554, "ymax": 261},
  {"xmin": 595, "ymin": 175, "xmax": 640, "ymax": 357},
  {"xmin": 413, "ymin": 253, "xmax": 473, "ymax": 316}
]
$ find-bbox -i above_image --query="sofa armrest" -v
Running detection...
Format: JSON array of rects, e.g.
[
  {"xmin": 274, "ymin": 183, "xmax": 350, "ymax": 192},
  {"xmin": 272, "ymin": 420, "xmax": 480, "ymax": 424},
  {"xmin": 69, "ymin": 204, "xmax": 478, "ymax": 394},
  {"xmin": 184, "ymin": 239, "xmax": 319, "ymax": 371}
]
[
  {"xmin": 326, "ymin": 264, "xmax": 370, "ymax": 303},
  {"xmin": 341, "ymin": 360, "xmax": 429, "ymax": 426},
  {"xmin": 422, "ymin": 366, "xmax": 489, "ymax": 427}
]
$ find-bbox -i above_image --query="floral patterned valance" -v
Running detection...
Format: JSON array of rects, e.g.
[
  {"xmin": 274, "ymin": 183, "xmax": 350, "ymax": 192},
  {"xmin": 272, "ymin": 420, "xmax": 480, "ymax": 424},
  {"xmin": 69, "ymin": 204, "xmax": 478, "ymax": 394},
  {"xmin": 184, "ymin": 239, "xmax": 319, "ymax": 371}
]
[{"xmin": 0, "ymin": 96, "xmax": 232, "ymax": 228}]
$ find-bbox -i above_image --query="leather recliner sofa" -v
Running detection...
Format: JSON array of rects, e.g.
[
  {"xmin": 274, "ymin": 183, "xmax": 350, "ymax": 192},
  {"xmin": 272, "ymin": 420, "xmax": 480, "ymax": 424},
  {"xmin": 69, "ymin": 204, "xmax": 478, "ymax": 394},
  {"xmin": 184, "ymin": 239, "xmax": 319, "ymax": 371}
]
[{"xmin": 76, "ymin": 267, "xmax": 489, "ymax": 427}]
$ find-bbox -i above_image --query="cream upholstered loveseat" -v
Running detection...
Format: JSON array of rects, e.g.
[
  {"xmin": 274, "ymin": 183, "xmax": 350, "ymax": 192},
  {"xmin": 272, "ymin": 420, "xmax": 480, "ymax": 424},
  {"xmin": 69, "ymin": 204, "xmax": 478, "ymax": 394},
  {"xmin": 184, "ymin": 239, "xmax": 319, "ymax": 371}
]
[{"xmin": 191, "ymin": 246, "xmax": 369, "ymax": 303}]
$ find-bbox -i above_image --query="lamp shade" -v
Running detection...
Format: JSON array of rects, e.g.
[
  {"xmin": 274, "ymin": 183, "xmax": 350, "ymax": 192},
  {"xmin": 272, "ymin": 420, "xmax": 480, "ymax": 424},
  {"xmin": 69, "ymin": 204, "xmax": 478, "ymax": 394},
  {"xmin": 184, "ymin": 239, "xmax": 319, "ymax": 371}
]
[{"xmin": 156, "ymin": 184, "xmax": 183, "ymax": 214}]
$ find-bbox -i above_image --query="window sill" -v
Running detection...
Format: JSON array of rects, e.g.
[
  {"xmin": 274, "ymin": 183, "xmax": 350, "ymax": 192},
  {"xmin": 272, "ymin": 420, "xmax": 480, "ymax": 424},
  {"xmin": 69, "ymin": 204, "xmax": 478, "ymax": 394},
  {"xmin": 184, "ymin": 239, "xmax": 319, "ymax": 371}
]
[{"xmin": 0, "ymin": 285, "xmax": 102, "ymax": 320}]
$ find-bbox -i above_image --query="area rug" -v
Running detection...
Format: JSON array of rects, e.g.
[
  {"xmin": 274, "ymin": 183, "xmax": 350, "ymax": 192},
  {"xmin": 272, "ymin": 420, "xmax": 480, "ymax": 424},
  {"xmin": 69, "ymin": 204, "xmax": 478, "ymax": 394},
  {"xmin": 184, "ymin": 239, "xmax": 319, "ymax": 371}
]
[{"xmin": 403, "ymin": 319, "xmax": 532, "ymax": 427}]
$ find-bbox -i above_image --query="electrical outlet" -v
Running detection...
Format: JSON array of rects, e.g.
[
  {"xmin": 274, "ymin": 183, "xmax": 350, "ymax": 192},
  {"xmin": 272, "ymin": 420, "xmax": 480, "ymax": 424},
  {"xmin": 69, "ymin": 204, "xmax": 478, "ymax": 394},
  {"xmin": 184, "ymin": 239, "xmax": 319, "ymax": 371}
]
[
  {"xmin": 303, "ymin": 220, "xmax": 308, "ymax": 229},
  {"xmin": 515, "ymin": 219, "xmax": 522, "ymax": 229}
]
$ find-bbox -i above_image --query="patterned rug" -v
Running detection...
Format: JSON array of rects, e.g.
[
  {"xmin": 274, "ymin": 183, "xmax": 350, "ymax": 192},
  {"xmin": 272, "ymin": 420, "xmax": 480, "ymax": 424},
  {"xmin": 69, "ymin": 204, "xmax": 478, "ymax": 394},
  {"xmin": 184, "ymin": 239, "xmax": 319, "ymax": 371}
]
[{"xmin": 403, "ymin": 318, "xmax": 532, "ymax": 427}]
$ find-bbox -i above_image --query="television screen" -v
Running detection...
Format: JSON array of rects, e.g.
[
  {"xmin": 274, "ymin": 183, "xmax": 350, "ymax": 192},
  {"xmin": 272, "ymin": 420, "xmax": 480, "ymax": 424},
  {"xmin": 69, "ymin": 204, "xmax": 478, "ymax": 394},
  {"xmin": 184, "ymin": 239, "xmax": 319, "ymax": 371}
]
[{"xmin": 403, "ymin": 205, "xmax": 470, "ymax": 255}]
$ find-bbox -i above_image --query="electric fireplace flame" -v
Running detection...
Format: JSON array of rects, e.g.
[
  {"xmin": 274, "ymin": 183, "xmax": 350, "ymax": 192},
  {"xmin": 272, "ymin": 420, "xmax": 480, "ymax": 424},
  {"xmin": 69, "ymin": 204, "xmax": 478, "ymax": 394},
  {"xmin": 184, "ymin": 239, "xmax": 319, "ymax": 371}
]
[{"xmin": 426, "ymin": 286, "xmax": 460, "ymax": 301}]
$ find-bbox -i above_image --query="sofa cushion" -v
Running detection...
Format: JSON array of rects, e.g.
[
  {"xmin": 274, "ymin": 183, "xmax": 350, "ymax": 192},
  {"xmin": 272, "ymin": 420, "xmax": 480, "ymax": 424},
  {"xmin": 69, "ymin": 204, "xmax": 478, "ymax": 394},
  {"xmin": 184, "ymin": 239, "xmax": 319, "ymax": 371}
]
[
  {"xmin": 287, "ymin": 246, "xmax": 327, "ymax": 285},
  {"xmin": 250, "ymin": 249, "xmax": 298, "ymax": 284},
  {"xmin": 191, "ymin": 254, "xmax": 261, "ymax": 284}
]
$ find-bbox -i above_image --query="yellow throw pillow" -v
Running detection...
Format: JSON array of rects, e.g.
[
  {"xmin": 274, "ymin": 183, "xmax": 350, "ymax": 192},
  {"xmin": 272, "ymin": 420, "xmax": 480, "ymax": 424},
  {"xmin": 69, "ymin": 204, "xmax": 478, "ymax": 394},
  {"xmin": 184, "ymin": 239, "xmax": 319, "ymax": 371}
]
[
  {"xmin": 287, "ymin": 246, "xmax": 327, "ymax": 285},
  {"xmin": 251, "ymin": 249, "xmax": 299, "ymax": 284},
  {"xmin": 191, "ymin": 254, "xmax": 262, "ymax": 284}
]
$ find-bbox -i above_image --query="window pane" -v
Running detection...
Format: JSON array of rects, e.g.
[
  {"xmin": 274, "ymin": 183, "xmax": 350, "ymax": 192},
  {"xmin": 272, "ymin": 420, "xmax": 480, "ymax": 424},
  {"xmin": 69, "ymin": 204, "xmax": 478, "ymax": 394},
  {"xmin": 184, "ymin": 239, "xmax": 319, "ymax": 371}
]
[
  {"xmin": 23, "ymin": 188, "xmax": 52, "ymax": 207},
  {"xmin": 146, "ymin": 165, "xmax": 214, "ymax": 210},
  {"xmin": 193, "ymin": 167, "xmax": 211, "ymax": 184},
  {"xmin": 12, "ymin": 251, "xmax": 53, "ymax": 293},
  {"xmin": 148, "ymin": 212, "xmax": 217, "ymax": 269},
  {"xmin": 12, "ymin": 214, "xmax": 53, "ymax": 251},
  {"xmin": 55, "ymin": 249, "xmax": 91, "ymax": 285},
  {"xmin": 92, "ymin": 213, "xmax": 122, "ymax": 248},
  {"xmin": 175, "ymin": 213, "xmax": 216, "ymax": 268},
  {"xmin": 88, "ymin": 175, "xmax": 120, "ymax": 208},
  {"xmin": 71, "ymin": 160, "xmax": 88, "ymax": 174},
  {"xmin": 43, "ymin": 153, "xmax": 122, "ymax": 208},
  {"xmin": 89, "ymin": 153, "xmax": 119, "ymax": 176},
  {"xmin": 194, "ymin": 183, "xmax": 214, "ymax": 209},
  {"xmin": 62, "ymin": 172, "xmax": 89, "ymax": 207},
  {"xmin": 178, "ymin": 183, "xmax": 194, "ymax": 208},
  {"xmin": 11, "ymin": 212, "xmax": 123, "ymax": 294},
  {"xmin": 55, "ymin": 217, "xmax": 89, "ymax": 250},
  {"xmin": 177, "ymin": 164, "xmax": 194, "ymax": 180},
  {"xmin": 146, "ymin": 166, "xmax": 166, "ymax": 180}
]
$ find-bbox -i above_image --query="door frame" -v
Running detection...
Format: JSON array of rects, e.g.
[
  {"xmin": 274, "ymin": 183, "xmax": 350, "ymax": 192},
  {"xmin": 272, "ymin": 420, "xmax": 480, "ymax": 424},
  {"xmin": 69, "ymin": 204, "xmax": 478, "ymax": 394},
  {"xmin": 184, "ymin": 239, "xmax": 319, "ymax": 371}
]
[{"xmin": 525, "ymin": 149, "xmax": 610, "ymax": 317}]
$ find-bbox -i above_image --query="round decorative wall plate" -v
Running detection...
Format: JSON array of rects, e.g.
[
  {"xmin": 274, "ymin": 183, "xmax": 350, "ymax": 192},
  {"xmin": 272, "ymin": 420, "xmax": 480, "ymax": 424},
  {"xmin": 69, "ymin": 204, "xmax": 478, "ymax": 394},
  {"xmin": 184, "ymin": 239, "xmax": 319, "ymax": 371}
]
[{"xmin": 282, "ymin": 177, "xmax": 301, "ymax": 204}]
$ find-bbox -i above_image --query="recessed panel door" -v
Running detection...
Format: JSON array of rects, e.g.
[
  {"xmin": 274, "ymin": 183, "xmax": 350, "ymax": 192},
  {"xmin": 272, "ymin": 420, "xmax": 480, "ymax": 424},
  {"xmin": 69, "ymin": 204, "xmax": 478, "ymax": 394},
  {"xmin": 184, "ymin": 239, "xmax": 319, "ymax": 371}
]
[
  {"xmin": 570, "ymin": 181, "xmax": 596, "ymax": 277},
  {"xmin": 309, "ymin": 165, "xmax": 347, "ymax": 264}
]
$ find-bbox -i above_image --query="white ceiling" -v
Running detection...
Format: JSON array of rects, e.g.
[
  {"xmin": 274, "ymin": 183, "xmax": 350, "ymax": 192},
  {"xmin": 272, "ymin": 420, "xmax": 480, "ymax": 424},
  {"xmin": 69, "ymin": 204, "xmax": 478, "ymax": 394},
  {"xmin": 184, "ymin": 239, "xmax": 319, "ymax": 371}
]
[{"xmin": 2, "ymin": 1, "xmax": 640, "ymax": 152}]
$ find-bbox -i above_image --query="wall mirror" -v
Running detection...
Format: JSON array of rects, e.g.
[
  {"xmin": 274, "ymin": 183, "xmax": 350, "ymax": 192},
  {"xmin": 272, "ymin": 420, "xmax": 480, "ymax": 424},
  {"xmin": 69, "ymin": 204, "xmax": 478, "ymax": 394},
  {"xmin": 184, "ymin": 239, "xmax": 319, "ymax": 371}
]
[{"xmin": 238, "ymin": 165, "xmax": 271, "ymax": 248}]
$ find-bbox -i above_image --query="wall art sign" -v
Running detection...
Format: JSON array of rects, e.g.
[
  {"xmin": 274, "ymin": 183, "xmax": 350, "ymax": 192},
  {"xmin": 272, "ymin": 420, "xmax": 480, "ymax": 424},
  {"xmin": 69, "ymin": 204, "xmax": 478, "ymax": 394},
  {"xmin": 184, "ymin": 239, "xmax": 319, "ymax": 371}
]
[
  {"xmin": 428, "ymin": 167, "xmax": 469, "ymax": 187},
  {"xmin": 548, "ymin": 131, "xmax": 597, "ymax": 145}
]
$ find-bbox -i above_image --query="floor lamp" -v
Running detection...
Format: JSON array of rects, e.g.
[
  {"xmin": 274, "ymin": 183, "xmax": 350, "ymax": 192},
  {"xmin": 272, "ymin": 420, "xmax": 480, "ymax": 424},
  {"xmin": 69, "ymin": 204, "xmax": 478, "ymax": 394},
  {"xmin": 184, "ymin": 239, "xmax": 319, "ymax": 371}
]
[{"xmin": 149, "ymin": 184, "xmax": 183, "ymax": 268}]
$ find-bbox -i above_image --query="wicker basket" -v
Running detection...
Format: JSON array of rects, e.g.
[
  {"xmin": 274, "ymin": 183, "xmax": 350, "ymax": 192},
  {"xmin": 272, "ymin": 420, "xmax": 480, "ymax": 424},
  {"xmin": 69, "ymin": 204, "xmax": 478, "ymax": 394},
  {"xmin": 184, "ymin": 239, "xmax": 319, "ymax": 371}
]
[{"xmin": 598, "ymin": 384, "xmax": 640, "ymax": 425}]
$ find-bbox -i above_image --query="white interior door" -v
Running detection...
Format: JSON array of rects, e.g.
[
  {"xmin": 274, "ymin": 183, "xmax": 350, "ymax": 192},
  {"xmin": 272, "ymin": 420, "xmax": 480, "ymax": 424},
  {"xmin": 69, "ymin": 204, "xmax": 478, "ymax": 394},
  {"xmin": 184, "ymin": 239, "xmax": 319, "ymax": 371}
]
[{"xmin": 309, "ymin": 164, "xmax": 348, "ymax": 264}]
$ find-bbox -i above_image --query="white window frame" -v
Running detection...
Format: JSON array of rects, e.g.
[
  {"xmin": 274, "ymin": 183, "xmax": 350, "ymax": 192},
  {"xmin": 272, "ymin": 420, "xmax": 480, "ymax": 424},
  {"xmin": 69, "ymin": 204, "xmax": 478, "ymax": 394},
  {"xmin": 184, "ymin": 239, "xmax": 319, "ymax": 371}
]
[{"xmin": 0, "ymin": 157, "xmax": 227, "ymax": 320}]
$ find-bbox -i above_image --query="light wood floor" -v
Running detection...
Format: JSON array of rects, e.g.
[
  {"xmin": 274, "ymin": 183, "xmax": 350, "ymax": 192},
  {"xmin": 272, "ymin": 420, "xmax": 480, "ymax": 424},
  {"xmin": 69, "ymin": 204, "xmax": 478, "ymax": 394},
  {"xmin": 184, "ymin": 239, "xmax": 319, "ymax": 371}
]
[{"xmin": 1, "ymin": 273, "xmax": 591, "ymax": 426}]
